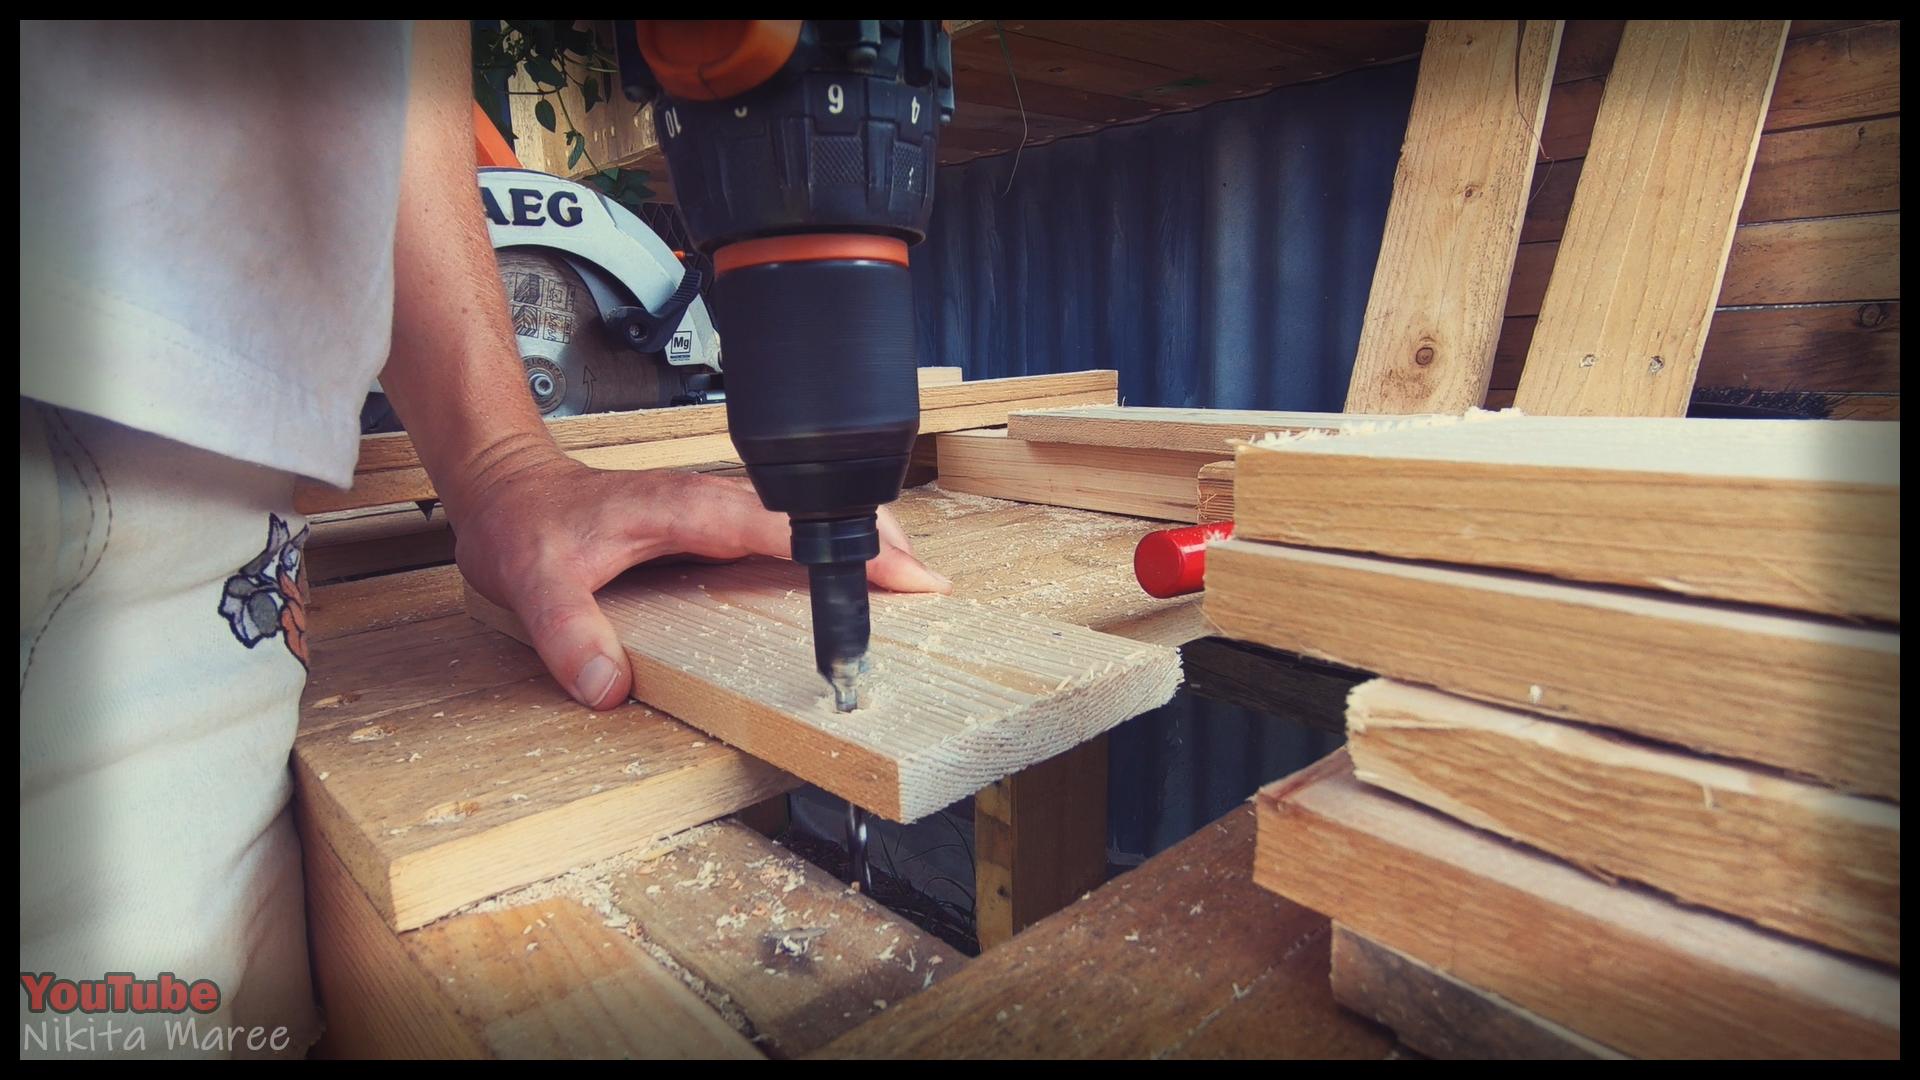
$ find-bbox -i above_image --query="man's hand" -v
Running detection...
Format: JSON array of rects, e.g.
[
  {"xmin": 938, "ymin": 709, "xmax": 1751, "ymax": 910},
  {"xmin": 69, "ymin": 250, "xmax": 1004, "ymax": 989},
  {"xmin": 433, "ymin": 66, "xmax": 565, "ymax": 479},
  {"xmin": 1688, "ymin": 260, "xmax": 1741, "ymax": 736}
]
[{"xmin": 450, "ymin": 448, "xmax": 950, "ymax": 709}]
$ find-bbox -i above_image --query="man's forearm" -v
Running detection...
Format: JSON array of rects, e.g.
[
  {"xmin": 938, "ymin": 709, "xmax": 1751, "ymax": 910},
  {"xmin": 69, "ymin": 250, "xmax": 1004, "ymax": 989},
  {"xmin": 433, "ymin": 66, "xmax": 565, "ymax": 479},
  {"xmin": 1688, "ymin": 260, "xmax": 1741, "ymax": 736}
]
[{"xmin": 378, "ymin": 19, "xmax": 556, "ymax": 523}]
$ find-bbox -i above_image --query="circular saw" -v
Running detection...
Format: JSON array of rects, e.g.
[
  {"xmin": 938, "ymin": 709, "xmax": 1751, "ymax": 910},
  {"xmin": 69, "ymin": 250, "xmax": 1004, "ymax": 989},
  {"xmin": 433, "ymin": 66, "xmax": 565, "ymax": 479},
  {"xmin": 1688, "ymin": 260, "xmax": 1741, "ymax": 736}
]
[{"xmin": 362, "ymin": 167, "xmax": 722, "ymax": 432}]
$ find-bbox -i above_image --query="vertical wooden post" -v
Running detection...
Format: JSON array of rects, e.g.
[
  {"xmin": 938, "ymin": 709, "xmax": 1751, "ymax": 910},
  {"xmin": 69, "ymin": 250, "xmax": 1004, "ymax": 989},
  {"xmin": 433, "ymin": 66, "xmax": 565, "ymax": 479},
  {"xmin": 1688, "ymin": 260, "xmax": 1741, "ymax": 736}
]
[{"xmin": 974, "ymin": 735, "xmax": 1109, "ymax": 950}]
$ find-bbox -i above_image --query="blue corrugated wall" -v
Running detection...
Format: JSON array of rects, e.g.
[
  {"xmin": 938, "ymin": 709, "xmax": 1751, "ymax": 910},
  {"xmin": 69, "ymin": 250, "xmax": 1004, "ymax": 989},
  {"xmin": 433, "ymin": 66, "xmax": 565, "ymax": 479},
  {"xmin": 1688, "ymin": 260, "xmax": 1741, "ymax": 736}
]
[
  {"xmin": 914, "ymin": 59, "xmax": 1421, "ymax": 861},
  {"xmin": 912, "ymin": 58, "xmax": 1419, "ymax": 412}
]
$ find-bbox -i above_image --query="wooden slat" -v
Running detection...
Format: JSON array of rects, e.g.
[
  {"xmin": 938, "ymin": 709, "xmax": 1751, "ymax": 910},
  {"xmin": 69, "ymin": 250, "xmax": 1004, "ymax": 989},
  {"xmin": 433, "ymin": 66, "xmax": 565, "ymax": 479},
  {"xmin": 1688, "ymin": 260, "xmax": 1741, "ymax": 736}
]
[
  {"xmin": 1504, "ymin": 212, "xmax": 1901, "ymax": 317},
  {"xmin": 295, "ymin": 666, "xmax": 795, "ymax": 931},
  {"xmin": 1007, "ymin": 405, "xmax": 1392, "ymax": 454},
  {"xmin": 1255, "ymin": 751, "xmax": 1900, "ymax": 1060},
  {"xmin": 308, "ymin": 564, "xmax": 468, "ymax": 644},
  {"xmin": 299, "ymin": 614, "xmax": 550, "ymax": 736},
  {"xmin": 1195, "ymin": 460, "xmax": 1234, "ymax": 524},
  {"xmin": 1515, "ymin": 21, "xmax": 1789, "ymax": 417},
  {"xmin": 1230, "ymin": 414, "xmax": 1901, "ymax": 621},
  {"xmin": 300, "ymin": 809, "xmax": 759, "ymax": 1059},
  {"xmin": 295, "ymin": 371, "xmax": 1119, "ymax": 515},
  {"xmin": 1539, "ymin": 21, "xmax": 1901, "ymax": 163},
  {"xmin": 1492, "ymin": 302, "xmax": 1902, "ymax": 394},
  {"xmin": 465, "ymin": 558, "xmax": 1181, "ymax": 823},
  {"xmin": 817, "ymin": 804, "xmax": 1400, "ymax": 1060},
  {"xmin": 307, "ymin": 504, "xmax": 456, "ymax": 585},
  {"xmin": 1342, "ymin": 20, "xmax": 1562, "ymax": 415},
  {"xmin": 1331, "ymin": 926, "xmax": 1624, "ymax": 1060},
  {"xmin": 1204, "ymin": 541, "xmax": 1901, "ymax": 799},
  {"xmin": 1348, "ymin": 680, "xmax": 1901, "ymax": 966},
  {"xmin": 934, "ymin": 429, "xmax": 1224, "ymax": 523},
  {"xmin": 593, "ymin": 821, "xmax": 967, "ymax": 1057},
  {"xmin": 1522, "ymin": 117, "xmax": 1901, "ymax": 244}
]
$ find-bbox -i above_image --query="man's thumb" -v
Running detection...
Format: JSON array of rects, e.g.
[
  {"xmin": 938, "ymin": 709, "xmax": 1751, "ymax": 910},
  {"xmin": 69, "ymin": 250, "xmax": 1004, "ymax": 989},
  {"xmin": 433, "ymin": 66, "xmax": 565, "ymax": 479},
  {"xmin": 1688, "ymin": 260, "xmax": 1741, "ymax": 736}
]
[{"xmin": 518, "ymin": 590, "xmax": 631, "ymax": 710}]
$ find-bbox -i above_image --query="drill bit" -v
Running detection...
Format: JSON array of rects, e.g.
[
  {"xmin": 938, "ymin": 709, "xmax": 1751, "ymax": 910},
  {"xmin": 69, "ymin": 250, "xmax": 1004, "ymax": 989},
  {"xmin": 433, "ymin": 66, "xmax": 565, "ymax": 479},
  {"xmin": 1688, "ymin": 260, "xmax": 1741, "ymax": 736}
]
[{"xmin": 805, "ymin": 556, "xmax": 873, "ymax": 711}]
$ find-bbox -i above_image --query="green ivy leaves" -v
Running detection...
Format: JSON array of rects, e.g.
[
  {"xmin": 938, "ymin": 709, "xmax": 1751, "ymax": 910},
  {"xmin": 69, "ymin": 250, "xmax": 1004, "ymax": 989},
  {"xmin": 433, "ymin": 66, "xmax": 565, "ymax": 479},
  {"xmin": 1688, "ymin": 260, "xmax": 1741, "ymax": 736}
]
[{"xmin": 472, "ymin": 21, "xmax": 655, "ymax": 211}]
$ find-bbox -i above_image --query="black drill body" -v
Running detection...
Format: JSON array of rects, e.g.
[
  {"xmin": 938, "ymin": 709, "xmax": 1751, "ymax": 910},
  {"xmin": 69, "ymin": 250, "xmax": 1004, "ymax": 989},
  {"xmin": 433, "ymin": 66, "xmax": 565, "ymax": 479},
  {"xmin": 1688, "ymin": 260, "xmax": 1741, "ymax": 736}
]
[{"xmin": 618, "ymin": 21, "xmax": 953, "ymax": 707}]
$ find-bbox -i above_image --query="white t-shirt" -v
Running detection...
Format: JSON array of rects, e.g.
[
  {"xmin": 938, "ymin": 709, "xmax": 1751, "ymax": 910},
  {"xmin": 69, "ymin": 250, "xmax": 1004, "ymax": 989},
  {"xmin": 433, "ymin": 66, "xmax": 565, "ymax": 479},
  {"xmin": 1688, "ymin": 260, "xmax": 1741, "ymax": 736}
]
[{"xmin": 19, "ymin": 21, "xmax": 414, "ymax": 489}]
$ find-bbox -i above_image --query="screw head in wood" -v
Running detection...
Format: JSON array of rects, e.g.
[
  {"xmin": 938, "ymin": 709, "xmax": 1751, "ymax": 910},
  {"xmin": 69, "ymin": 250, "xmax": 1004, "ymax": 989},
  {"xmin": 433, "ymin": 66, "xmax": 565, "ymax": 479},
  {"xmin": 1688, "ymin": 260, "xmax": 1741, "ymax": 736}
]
[{"xmin": 1648, "ymin": 356, "xmax": 1665, "ymax": 374}]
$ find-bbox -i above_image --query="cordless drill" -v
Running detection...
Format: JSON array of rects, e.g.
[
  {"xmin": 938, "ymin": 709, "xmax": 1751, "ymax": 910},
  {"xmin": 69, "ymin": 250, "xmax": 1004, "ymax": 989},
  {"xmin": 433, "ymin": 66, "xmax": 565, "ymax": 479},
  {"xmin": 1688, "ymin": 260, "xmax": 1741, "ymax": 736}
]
[{"xmin": 617, "ymin": 20, "xmax": 953, "ymax": 713}]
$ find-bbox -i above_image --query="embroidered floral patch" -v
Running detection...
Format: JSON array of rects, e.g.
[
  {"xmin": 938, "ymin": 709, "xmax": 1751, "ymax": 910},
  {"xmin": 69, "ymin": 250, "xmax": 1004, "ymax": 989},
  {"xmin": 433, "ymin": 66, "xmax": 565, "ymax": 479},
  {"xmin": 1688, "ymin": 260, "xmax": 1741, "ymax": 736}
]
[{"xmin": 219, "ymin": 514, "xmax": 310, "ymax": 668}]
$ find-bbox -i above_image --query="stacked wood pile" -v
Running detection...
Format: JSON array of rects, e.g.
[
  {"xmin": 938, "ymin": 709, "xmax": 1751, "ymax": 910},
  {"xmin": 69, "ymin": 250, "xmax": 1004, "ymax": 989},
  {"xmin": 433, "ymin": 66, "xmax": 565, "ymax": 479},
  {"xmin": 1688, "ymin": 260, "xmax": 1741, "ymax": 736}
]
[{"xmin": 1204, "ymin": 413, "xmax": 1899, "ymax": 1058}]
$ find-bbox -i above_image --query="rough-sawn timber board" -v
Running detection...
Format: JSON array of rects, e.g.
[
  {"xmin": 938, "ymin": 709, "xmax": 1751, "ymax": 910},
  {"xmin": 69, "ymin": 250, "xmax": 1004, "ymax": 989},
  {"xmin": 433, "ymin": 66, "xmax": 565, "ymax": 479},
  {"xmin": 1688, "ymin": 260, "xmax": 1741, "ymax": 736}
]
[{"xmin": 467, "ymin": 557, "xmax": 1181, "ymax": 822}]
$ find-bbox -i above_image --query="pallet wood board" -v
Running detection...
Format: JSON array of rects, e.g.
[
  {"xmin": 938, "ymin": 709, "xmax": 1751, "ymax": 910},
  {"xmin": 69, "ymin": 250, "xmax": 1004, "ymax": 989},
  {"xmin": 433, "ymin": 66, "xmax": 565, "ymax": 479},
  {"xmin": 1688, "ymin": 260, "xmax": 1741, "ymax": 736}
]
[
  {"xmin": 1347, "ymin": 680, "xmax": 1901, "ymax": 966},
  {"xmin": 295, "ymin": 656, "xmax": 795, "ymax": 931},
  {"xmin": 1517, "ymin": 21, "xmax": 1791, "ymax": 417},
  {"xmin": 296, "ymin": 370, "xmax": 1118, "ymax": 514},
  {"xmin": 299, "ymin": 813, "xmax": 760, "ymax": 1059},
  {"xmin": 1521, "ymin": 117, "xmax": 1901, "ymax": 244},
  {"xmin": 1006, "ymin": 406, "xmax": 1391, "ymax": 454},
  {"xmin": 308, "ymin": 564, "xmax": 467, "ymax": 644},
  {"xmin": 1331, "ymin": 926, "xmax": 1624, "ymax": 1060},
  {"xmin": 1493, "ymin": 302, "xmax": 1902, "ymax": 397},
  {"xmin": 1342, "ymin": 20, "xmax": 1563, "ymax": 415},
  {"xmin": 1256, "ymin": 751, "xmax": 1901, "ymax": 1059},
  {"xmin": 1204, "ymin": 541, "xmax": 1901, "ymax": 799},
  {"xmin": 1538, "ymin": 21, "xmax": 1900, "ymax": 163},
  {"xmin": 817, "ymin": 804, "xmax": 1400, "ymax": 1060},
  {"xmin": 1505, "ymin": 212, "xmax": 1902, "ymax": 318},
  {"xmin": 933, "ymin": 428, "xmax": 1225, "ymax": 523},
  {"xmin": 603, "ymin": 821, "xmax": 967, "ymax": 1057},
  {"xmin": 466, "ymin": 557, "xmax": 1181, "ymax": 822},
  {"xmin": 1230, "ymin": 414, "xmax": 1901, "ymax": 621}
]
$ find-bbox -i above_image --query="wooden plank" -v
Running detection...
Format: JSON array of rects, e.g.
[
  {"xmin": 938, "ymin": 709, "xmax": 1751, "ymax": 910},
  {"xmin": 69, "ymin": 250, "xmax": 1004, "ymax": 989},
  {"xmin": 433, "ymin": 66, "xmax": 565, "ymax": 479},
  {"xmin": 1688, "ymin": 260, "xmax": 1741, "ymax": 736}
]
[
  {"xmin": 1540, "ymin": 22, "xmax": 1901, "ymax": 162},
  {"xmin": 1257, "ymin": 751, "xmax": 1900, "ymax": 1059},
  {"xmin": 1348, "ymin": 679, "xmax": 1901, "ymax": 965},
  {"xmin": 307, "ymin": 505, "xmax": 456, "ymax": 585},
  {"xmin": 1007, "ymin": 405, "xmax": 1393, "ymax": 454},
  {"xmin": 465, "ymin": 558, "xmax": 1181, "ymax": 822},
  {"xmin": 1342, "ymin": 20, "xmax": 1562, "ymax": 415},
  {"xmin": 1515, "ymin": 21, "xmax": 1789, "ymax": 418},
  {"xmin": 888, "ymin": 486, "xmax": 1209, "ymax": 647},
  {"xmin": 308, "ymin": 564, "xmax": 467, "ymax": 644},
  {"xmin": 974, "ymin": 737, "xmax": 1108, "ymax": 950},
  {"xmin": 1767, "ymin": 20, "xmax": 1903, "ymax": 130},
  {"xmin": 1492, "ymin": 302, "xmax": 1902, "ymax": 395},
  {"xmin": 1330, "ymin": 926, "xmax": 1624, "ymax": 1060},
  {"xmin": 604, "ymin": 820, "xmax": 967, "ymax": 1057},
  {"xmin": 1523, "ymin": 117, "xmax": 1902, "ymax": 243},
  {"xmin": 1230, "ymin": 414, "xmax": 1901, "ymax": 621},
  {"xmin": 301, "ymin": 808, "xmax": 485, "ymax": 1058},
  {"xmin": 413, "ymin": 899, "xmax": 759, "ymax": 1058},
  {"xmin": 301, "ymin": 808, "xmax": 760, "ymax": 1059},
  {"xmin": 295, "ymin": 371, "xmax": 1119, "ymax": 515},
  {"xmin": 816, "ymin": 804, "xmax": 1401, "ymax": 1059},
  {"xmin": 299, "ymin": 614, "xmax": 550, "ymax": 736},
  {"xmin": 1196, "ymin": 460, "xmax": 1234, "ymax": 524},
  {"xmin": 294, "ymin": 668, "xmax": 795, "ymax": 930},
  {"xmin": 1506, "ymin": 213, "xmax": 1902, "ymax": 318},
  {"xmin": 1205, "ymin": 541, "xmax": 1900, "ymax": 799},
  {"xmin": 934, "ymin": 429, "xmax": 1223, "ymax": 523}
]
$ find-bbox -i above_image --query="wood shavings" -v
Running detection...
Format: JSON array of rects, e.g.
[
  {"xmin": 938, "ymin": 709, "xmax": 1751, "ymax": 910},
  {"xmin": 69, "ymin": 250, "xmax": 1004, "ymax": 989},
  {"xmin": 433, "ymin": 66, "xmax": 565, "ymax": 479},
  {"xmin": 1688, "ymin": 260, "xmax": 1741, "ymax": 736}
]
[{"xmin": 347, "ymin": 723, "xmax": 396, "ymax": 742}]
